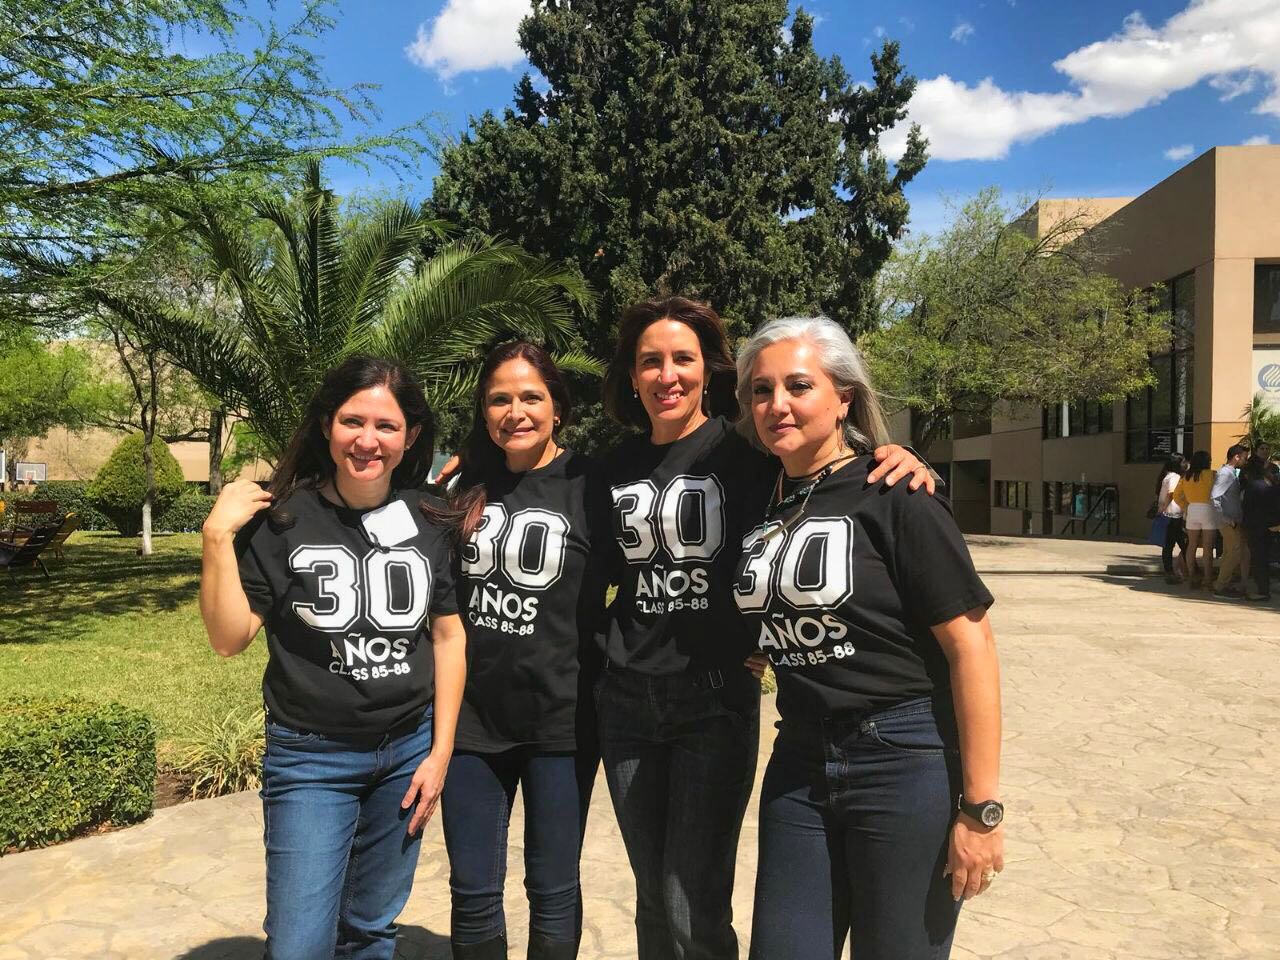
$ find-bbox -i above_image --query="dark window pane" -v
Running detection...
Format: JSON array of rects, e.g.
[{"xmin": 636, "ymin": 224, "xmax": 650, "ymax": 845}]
[
  {"xmin": 1150, "ymin": 354, "xmax": 1173, "ymax": 428},
  {"xmin": 1100, "ymin": 402, "xmax": 1114, "ymax": 433},
  {"xmin": 1175, "ymin": 350, "xmax": 1194, "ymax": 428},
  {"xmin": 1085, "ymin": 402, "xmax": 1100, "ymax": 434},
  {"xmin": 1173, "ymin": 273, "xmax": 1195, "ymax": 349},
  {"xmin": 1255, "ymin": 265, "xmax": 1280, "ymax": 334}
]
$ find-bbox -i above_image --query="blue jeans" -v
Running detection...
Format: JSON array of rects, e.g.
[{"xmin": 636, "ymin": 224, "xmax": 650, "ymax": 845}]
[
  {"xmin": 749, "ymin": 697, "xmax": 963, "ymax": 960},
  {"xmin": 260, "ymin": 708, "xmax": 433, "ymax": 960},
  {"xmin": 596, "ymin": 666, "xmax": 760, "ymax": 960},
  {"xmin": 440, "ymin": 748, "xmax": 597, "ymax": 948}
]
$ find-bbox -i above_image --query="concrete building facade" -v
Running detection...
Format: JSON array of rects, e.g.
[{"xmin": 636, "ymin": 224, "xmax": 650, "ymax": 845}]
[{"xmin": 907, "ymin": 145, "xmax": 1280, "ymax": 540}]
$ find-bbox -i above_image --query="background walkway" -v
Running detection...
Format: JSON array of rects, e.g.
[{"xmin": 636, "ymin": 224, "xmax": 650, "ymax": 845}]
[{"xmin": 2, "ymin": 537, "xmax": 1277, "ymax": 959}]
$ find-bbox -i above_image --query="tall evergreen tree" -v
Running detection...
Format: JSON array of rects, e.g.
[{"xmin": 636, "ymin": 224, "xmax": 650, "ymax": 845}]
[{"xmin": 429, "ymin": 1, "xmax": 927, "ymax": 346}]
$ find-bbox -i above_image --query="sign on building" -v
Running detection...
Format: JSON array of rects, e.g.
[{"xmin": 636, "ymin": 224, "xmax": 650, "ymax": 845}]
[{"xmin": 1255, "ymin": 347, "xmax": 1280, "ymax": 413}]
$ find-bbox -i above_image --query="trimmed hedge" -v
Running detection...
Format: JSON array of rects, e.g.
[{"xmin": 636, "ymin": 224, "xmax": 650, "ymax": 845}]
[
  {"xmin": 87, "ymin": 433, "xmax": 186, "ymax": 537},
  {"xmin": 0, "ymin": 697, "xmax": 156, "ymax": 851},
  {"xmin": 0, "ymin": 481, "xmax": 113, "ymax": 531},
  {"xmin": 155, "ymin": 488, "xmax": 216, "ymax": 533}
]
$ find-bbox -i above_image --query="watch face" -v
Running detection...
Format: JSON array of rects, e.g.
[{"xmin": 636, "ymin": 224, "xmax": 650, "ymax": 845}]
[{"xmin": 981, "ymin": 804, "xmax": 1003, "ymax": 827}]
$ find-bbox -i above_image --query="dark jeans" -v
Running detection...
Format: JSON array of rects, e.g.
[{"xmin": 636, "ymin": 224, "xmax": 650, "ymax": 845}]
[
  {"xmin": 260, "ymin": 708, "xmax": 432, "ymax": 960},
  {"xmin": 749, "ymin": 697, "xmax": 963, "ymax": 960},
  {"xmin": 440, "ymin": 748, "xmax": 597, "ymax": 948},
  {"xmin": 1246, "ymin": 526, "xmax": 1272, "ymax": 597},
  {"xmin": 1162, "ymin": 516, "xmax": 1187, "ymax": 574},
  {"xmin": 596, "ymin": 665, "xmax": 760, "ymax": 960}
]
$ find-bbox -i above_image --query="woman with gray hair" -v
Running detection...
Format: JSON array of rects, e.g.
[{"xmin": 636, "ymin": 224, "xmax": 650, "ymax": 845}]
[{"xmin": 733, "ymin": 316, "xmax": 1004, "ymax": 960}]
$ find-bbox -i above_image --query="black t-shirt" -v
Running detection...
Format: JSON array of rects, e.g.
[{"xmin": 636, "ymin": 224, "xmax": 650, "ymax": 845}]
[
  {"xmin": 593, "ymin": 416, "xmax": 772, "ymax": 675},
  {"xmin": 732, "ymin": 456, "xmax": 993, "ymax": 720},
  {"xmin": 236, "ymin": 487, "xmax": 458, "ymax": 737},
  {"xmin": 454, "ymin": 450, "xmax": 605, "ymax": 753}
]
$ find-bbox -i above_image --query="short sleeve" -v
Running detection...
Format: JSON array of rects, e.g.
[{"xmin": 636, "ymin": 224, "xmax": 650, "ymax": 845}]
[
  {"xmin": 890, "ymin": 489, "xmax": 994, "ymax": 627},
  {"xmin": 234, "ymin": 515, "xmax": 275, "ymax": 616},
  {"xmin": 430, "ymin": 546, "xmax": 458, "ymax": 616}
]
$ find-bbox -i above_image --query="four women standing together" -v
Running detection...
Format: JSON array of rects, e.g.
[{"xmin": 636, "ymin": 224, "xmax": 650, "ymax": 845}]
[{"xmin": 200, "ymin": 296, "xmax": 1004, "ymax": 960}]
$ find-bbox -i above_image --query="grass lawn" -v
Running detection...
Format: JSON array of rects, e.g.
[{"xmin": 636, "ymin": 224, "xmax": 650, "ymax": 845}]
[{"xmin": 0, "ymin": 531, "xmax": 266, "ymax": 753}]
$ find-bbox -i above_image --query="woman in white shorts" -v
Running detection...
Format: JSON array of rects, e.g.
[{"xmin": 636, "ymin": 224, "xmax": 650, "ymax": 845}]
[{"xmin": 1174, "ymin": 450, "xmax": 1217, "ymax": 589}]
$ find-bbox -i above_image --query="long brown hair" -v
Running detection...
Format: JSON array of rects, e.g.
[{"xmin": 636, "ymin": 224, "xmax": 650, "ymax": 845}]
[
  {"xmin": 452, "ymin": 341, "xmax": 572, "ymax": 540},
  {"xmin": 602, "ymin": 296, "xmax": 738, "ymax": 430}
]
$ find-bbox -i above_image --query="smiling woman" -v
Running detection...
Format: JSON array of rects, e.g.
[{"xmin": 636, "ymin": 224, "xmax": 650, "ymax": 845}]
[{"xmin": 197, "ymin": 355, "xmax": 467, "ymax": 960}]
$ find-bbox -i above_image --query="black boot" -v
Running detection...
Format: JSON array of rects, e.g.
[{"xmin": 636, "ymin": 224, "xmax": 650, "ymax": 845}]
[
  {"xmin": 451, "ymin": 935, "xmax": 508, "ymax": 959},
  {"xmin": 526, "ymin": 933, "xmax": 578, "ymax": 960}
]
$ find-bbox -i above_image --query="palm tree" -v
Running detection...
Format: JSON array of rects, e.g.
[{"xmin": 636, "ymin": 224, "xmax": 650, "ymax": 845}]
[
  {"xmin": 1239, "ymin": 392, "xmax": 1280, "ymax": 451},
  {"xmin": 104, "ymin": 161, "xmax": 599, "ymax": 456}
]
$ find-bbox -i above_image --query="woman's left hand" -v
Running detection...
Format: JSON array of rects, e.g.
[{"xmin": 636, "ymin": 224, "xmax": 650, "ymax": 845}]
[
  {"xmin": 402, "ymin": 749, "xmax": 450, "ymax": 835},
  {"xmin": 868, "ymin": 444, "xmax": 937, "ymax": 494},
  {"xmin": 945, "ymin": 815, "xmax": 1005, "ymax": 900}
]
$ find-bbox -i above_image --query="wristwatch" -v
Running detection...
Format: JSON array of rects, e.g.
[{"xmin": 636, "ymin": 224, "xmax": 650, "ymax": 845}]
[{"xmin": 958, "ymin": 796, "xmax": 1004, "ymax": 828}]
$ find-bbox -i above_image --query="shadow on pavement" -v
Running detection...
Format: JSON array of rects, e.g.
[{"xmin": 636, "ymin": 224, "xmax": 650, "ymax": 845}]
[{"xmin": 171, "ymin": 926, "xmax": 450, "ymax": 960}]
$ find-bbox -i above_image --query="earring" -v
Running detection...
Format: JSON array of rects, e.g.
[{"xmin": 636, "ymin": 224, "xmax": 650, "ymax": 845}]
[{"xmin": 633, "ymin": 388, "xmax": 638, "ymax": 399}]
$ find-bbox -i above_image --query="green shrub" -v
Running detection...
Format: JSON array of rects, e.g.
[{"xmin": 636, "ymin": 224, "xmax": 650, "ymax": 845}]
[
  {"xmin": 86, "ymin": 433, "xmax": 186, "ymax": 537},
  {"xmin": 170, "ymin": 706, "xmax": 264, "ymax": 799},
  {"xmin": 0, "ymin": 483, "xmax": 111, "ymax": 532},
  {"xmin": 0, "ymin": 697, "xmax": 156, "ymax": 851},
  {"xmin": 155, "ymin": 488, "xmax": 216, "ymax": 533}
]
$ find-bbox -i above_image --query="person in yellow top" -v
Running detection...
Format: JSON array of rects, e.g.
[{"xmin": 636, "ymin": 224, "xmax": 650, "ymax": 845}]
[{"xmin": 1172, "ymin": 450, "xmax": 1217, "ymax": 589}]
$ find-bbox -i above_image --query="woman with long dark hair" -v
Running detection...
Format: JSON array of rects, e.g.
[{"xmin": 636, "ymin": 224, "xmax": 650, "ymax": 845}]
[
  {"xmin": 441, "ymin": 341, "xmax": 605, "ymax": 960},
  {"xmin": 199, "ymin": 356, "xmax": 466, "ymax": 960},
  {"xmin": 592, "ymin": 296, "xmax": 934, "ymax": 959},
  {"xmin": 1173, "ymin": 449, "xmax": 1217, "ymax": 589},
  {"xmin": 1156, "ymin": 454, "xmax": 1188, "ymax": 584},
  {"xmin": 735, "ymin": 317, "xmax": 1001, "ymax": 960}
]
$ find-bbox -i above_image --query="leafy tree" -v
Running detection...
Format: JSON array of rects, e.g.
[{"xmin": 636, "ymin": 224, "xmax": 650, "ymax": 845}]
[
  {"xmin": 429, "ymin": 2, "xmax": 927, "ymax": 347},
  {"xmin": 86, "ymin": 432, "xmax": 186, "ymax": 538},
  {"xmin": 0, "ymin": 334, "xmax": 112, "ymax": 482},
  {"xmin": 91, "ymin": 162, "xmax": 599, "ymax": 458},
  {"xmin": 862, "ymin": 189, "xmax": 1173, "ymax": 449},
  {"xmin": 0, "ymin": 0, "xmax": 422, "ymax": 334}
]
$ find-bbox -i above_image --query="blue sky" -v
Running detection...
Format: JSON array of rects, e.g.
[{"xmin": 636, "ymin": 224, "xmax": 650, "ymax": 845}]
[{"xmin": 226, "ymin": 0, "xmax": 1279, "ymax": 237}]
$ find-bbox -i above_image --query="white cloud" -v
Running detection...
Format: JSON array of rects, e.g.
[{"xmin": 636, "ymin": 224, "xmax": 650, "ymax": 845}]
[
  {"xmin": 885, "ymin": 0, "xmax": 1280, "ymax": 162},
  {"xmin": 1243, "ymin": 134, "xmax": 1271, "ymax": 145},
  {"xmin": 406, "ymin": 0, "xmax": 529, "ymax": 80},
  {"xmin": 1164, "ymin": 143, "xmax": 1195, "ymax": 160},
  {"xmin": 951, "ymin": 22, "xmax": 975, "ymax": 43}
]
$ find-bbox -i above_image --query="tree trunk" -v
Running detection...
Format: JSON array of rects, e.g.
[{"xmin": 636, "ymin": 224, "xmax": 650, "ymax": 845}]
[
  {"xmin": 208, "ymin": 407, "xmax": 225, "ymax": 495},
  {"xmin": 141, "ymin": 431, "xmax": 155, "ymax": 557}
]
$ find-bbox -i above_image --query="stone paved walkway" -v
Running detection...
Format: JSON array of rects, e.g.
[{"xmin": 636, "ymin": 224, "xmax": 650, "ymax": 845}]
[{"xmin": 2, "ymin": 537, "xmax": 1278, "ymax": 959}]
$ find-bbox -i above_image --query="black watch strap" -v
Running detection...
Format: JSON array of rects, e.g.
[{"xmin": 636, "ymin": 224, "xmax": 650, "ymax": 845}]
[{"xmin": 958, "ymin": 796, "xmax": 1004, "ymax": 827}]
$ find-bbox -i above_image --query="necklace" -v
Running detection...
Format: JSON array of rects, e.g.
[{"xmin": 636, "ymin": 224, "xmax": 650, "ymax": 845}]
[
  {"xmin": 330, "ymin": 482, "xmax": 392, "ymax": 553},
  {"xmin": 761, "ymin": 453, "xmax": 857, "ymax": 541}
]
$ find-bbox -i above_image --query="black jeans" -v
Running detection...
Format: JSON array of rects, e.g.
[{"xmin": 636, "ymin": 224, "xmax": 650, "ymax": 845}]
[
  {"xmin": 1162, "ymin": 516, "xmax": 1187, "ymax": 574},
  {"xmin": 596, "ymin": 665, "xmax": 760, "ymax": 960},
  {"xmin": 440, "ymin": 748, "xmax": 597, "ymax": 948},
  {"xmin": 1245, "ymin": 526, "xmax": 1272, "ymax": 597},
  {"xmin": 749, "ymin": 697, "xmax": 963, "ymax": 960}
]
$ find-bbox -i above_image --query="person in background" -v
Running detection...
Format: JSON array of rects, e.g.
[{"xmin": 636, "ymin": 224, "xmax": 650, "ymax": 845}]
[
  {"xmin": 1172, "ymin": 450, "xmax": 1217, "ymax": 591},
  {"xmin": 1156, "ymin": 455, "xmax": 1188, "ymax": 585},
  {"xmin": 1241, "ymin": 455, "xmax": 1280, "ymax": 602},
  {"xmin": 200, "ymin": 356, "xmax": 466, "ymax": 960},
  {"xmin": 442, "ymin": 342, "xmax": 605, "ymax": 960},
  {"xmin": 735, "ymin": 316, "xmax": 1002, "ymax": 960},
  {"xmin": 1210, "ymin": 444, "xmax": 1251, "ymax": 598}
]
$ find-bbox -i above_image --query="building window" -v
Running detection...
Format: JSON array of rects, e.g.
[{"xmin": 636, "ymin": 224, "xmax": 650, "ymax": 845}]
[
  {"xmin": 993, "ymin": 480, "xmax": 1029, "ymax": 509},
  {"xmin": 1043, "ymin": 400, "xmax": 1114, "ymax": 438},
  {"xmin": 1256, "ymin": 264, "xmax": 1280, "ymax": 334},
  {"xmin": 1126, "ymin": 272, "xmax": 1194, "ymax": 463},
  {"xmin": 1042, "ymin": 481, "xmax": 1120, "ymax": 536}
]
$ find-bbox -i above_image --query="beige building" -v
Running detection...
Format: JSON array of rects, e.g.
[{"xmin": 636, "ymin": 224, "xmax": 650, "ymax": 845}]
[{"xmin": 902, "ymin": 145, "xmax": 1280, "ymax": 540}]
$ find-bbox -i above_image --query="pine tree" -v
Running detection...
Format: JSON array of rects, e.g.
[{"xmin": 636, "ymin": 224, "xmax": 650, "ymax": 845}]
[{"xmin": 429, "ymin": 2, "xmax": 927, "ymax": 347}]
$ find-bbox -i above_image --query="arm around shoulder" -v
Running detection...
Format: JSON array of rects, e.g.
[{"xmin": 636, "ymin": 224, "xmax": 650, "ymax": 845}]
[{"xmin": 199, "ymin": 481, "xmax": 273, "ymax": 657}]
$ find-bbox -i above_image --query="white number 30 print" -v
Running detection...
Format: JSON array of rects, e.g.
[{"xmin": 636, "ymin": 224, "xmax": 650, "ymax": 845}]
[{"xmin": 289, "ymin": 545, "xmax": 432, "ymax": 632}]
